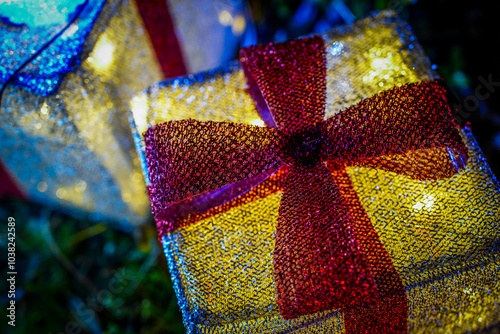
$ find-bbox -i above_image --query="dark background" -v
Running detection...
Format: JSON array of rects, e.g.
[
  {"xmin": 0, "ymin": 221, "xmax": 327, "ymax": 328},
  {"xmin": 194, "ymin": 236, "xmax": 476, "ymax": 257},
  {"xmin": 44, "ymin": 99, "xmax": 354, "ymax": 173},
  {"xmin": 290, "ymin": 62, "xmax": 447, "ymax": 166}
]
[{"xmin": 1, "ymin": 1, "xmax": 499, "ymax": 333}]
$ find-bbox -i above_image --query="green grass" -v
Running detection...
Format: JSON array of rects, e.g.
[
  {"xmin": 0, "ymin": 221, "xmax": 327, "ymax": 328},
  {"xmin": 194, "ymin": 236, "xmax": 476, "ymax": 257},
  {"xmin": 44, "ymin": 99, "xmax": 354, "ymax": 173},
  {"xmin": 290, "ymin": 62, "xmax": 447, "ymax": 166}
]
[{"xmin": 0, "ymin": 199, "xmax": 184, "ymax": 334}]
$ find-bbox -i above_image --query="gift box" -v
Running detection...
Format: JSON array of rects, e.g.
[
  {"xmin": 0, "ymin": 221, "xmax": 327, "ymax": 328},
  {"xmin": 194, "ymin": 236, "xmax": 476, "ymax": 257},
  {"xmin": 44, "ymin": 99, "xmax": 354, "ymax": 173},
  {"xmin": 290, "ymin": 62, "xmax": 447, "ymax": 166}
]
[
  {"xmin": 0, "ymin": 0, "xmax": 252, "ymax": 226},
  {"xmin": 132, "ymin": 10, "xmax": 500, "ymax": 333}
]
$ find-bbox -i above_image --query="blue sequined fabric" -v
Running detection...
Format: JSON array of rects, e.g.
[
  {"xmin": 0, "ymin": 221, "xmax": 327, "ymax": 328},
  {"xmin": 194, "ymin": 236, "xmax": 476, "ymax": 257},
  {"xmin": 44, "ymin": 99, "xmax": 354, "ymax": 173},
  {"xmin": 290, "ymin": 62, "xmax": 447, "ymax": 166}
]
[{"xmin": 0, "ymin": 0, "xmax": 105, "ymax": 96}]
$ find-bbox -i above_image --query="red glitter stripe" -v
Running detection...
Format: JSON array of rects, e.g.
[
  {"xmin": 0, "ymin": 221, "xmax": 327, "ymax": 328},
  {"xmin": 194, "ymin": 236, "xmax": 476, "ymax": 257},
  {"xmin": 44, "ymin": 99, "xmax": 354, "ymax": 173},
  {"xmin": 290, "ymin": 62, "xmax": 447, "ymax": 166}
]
[
  {"xmin": 154, "ymin": 168, "xmax": 284, "ymax": 236},
  {"xmin": 241, "ymin": 36, "xmax": 380, "ymax": 319},
  {"xmin": 134, "ymin": 0, "xmax": 187, "ymax": 78},
  {"xmin": 0, "ymin": 158, "xmax": 25, "ymax": 199},
  {"xmin": 239, "ymin": 36, "xmax": 409, "ymax": 327},
  {"xmin": 332, "ymin": 167, "xmax": 408, "ymax": 334},
  {"xmin": 241, "ymin": 37, "xmax": 326, "ymax": 132}
]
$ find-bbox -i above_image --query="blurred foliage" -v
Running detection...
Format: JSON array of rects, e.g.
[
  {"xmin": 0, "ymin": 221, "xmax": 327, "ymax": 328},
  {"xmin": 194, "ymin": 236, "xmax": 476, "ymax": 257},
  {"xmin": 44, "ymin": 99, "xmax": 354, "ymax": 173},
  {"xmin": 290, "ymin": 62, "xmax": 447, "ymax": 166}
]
[
  {"xmin": 1, "ymin": 1, "xmax": 499, "ymax": 333},
  {"xmin": 0, "ymin": 199, "xmax": 183, "ymax": 334}
]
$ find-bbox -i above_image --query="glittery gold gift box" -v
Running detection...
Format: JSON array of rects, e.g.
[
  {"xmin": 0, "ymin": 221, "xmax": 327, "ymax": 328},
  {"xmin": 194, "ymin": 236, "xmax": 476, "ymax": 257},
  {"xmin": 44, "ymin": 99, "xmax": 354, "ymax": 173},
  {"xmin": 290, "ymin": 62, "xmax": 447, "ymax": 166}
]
[{"xmin": 132, "ymin": 10, "xmax": 500, "ymax": 333}]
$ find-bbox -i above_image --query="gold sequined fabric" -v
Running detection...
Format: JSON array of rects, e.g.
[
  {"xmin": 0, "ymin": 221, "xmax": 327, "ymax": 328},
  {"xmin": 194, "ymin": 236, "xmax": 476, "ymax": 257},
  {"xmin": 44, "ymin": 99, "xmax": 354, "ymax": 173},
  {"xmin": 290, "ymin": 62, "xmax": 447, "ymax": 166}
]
[
  {"xmin": 323, "ymin": 10, "xmax": 438, "ymax": 117},
  {"xmin": 132, "ymin": 10, "xmax": 500, "ymax": 333}
]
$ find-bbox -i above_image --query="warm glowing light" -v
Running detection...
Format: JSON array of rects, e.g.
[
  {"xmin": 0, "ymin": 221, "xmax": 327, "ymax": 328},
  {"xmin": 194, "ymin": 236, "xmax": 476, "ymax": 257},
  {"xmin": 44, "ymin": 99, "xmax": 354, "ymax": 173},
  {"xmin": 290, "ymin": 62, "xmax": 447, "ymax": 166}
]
[
  {"xmin": 412, "ymin": 193, "xmax": 435, "ymax": 211},
  {"xmin": 361, "ymin": 47, "xmax": 418, "ymax": 87},
  {"xmin": 371, "ymin": 58, "xmax": 391, "ymax": 70},
  {"xmin": 232, "ymin": 15, "xmax": 246, "ymax": 35},
  {"xmin": 218, "ymin": 10, "xmax": 233, "ymax": 26},
  {"xmin": 53, "ymin": 181, "xmax": 89, "ymax": 205},
  {"xmin": 132, "ymin": 172, "xmax": 143, "ymax": 182},
  {"xmin": 88, "ymin": 34, "xmax": 114, "ymax": 73},
  {"xmin": 75, "ymin": 180, "xmax": 87, "ymax": 193},
  {"xmin": 122, "ymin": 192, "xmax": 132, "ymax": 203},
  {"xmin": 40, "ymin": 102, "xmax": 48, "ymax": 115},
  {"xmin": 250, "ymin": 118, "xmax": 265, "ymax": 127},
  {"xmin": 131, "ymin": 93, "xmax": 149, "ymax": 135}
]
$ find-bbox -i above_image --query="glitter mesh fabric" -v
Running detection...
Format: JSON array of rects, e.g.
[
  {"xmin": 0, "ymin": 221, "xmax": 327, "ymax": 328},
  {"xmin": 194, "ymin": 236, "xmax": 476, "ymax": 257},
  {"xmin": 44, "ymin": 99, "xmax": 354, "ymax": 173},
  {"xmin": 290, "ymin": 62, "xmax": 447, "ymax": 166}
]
[
  {"xmin": 132, "ymin": 10, "xmax": 500, "ymax": 333},
  {"xmin": 322, "ymin": 10, "xmax": 439, "ymax": 117},
  {"xmin": 144, "ymin": 78, "xmax": 468, "ymax": 327},
  {"xmin": 0, "ymin": 0, "xmax": 106, "ymax": 96}
]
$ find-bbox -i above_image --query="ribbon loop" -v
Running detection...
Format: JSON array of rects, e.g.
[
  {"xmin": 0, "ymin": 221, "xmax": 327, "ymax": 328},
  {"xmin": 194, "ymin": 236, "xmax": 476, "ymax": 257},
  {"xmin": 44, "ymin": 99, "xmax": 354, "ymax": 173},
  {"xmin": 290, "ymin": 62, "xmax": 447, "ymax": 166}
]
[
  {"xmin": 241, "ymin": 36, "xmax": 327, "ymax": 131},
  {"xmin": 145, "ymin": 120, "xmax": 281, "ymax": 211},
  {"xmin": 321, "ymin": 81, "xmax": 467, "ymax": 167}
]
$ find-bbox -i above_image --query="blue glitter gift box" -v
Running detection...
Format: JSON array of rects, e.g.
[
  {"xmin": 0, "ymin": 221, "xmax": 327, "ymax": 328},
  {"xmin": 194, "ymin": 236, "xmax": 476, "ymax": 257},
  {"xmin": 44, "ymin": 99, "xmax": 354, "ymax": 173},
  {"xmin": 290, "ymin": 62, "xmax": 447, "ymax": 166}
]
[{"xmin": 0, "ymin": 0, "xmax": 254, "ymax": 227}]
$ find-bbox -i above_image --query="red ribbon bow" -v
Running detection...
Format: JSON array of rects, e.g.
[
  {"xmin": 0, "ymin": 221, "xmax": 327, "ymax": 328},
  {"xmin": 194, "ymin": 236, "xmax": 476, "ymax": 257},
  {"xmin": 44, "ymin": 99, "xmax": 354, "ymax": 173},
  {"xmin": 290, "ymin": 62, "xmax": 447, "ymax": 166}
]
[{"xmin": 145, "ymin": 36, "xmax": 467, "ymax": 332}]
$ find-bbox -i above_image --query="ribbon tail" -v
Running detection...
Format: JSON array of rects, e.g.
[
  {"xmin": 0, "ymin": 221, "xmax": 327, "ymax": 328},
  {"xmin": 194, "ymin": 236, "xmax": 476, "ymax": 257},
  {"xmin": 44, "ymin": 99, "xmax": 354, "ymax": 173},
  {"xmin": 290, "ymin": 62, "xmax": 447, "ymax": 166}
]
[
  {"xmin": 330, "ymin": 167, "xmax": 408, "ymax": 334},
  {"xmin": 273, "ymin": 163, "xmax": 378, "ymax": 319}
]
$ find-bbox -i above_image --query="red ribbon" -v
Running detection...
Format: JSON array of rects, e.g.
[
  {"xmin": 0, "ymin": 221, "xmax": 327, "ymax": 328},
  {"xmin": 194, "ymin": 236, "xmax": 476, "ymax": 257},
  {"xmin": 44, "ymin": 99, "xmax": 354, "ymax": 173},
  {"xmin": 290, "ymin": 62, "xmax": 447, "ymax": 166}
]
[
  {"xmin": 145, "ymin": 36, "xmax": 467, "ymax": 331},
  {"xmin": 135, "ymin": 0, "xmax": 187, "ymax": 78},
  {"xmin": 0, "ymin": 158, "xmax": 25, "ymax": 199}
]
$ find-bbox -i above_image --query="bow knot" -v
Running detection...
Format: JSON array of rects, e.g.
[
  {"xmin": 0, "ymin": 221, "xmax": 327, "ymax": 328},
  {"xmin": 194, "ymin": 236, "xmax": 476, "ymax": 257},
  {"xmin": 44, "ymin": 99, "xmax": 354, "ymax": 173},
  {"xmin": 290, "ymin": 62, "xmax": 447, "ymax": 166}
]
[{"xmin": 280, "ymin": 125, "xmax": 324, "ymax": 166}]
